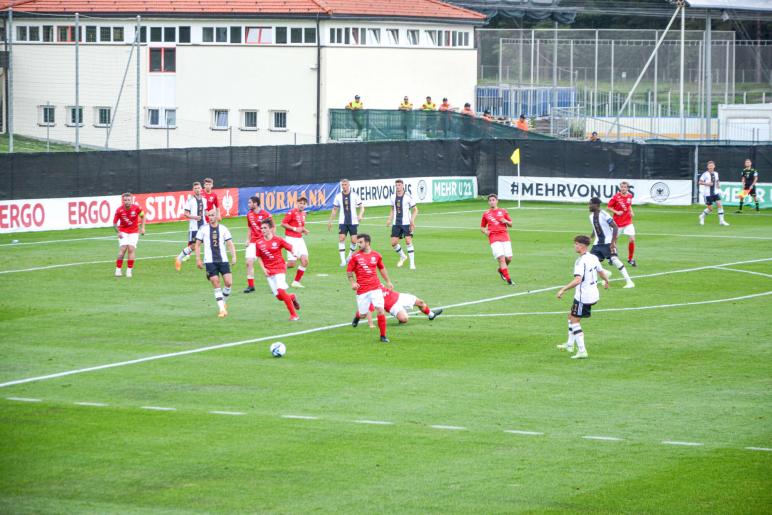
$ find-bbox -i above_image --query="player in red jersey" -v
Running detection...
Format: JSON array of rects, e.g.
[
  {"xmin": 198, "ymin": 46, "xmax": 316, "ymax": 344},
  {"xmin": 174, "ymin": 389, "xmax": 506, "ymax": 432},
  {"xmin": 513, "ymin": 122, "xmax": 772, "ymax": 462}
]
[
  {"xmin": 255, "ymin": 219, "xmax": 301, "ymax": 321},
  {"xmin": 607, "ymin": 181, "xmax": 637, "ymax": 266},
  {"xmin": 480, "ymin": 193, "xmax": 514, "ymax": 285},
  {"xmin": 202, "ymin": 178, "xmax": 220, "ymax": 222},
  {"xmin": 281, "ymin": 196, "xmax": 310, "ymax": 288},
  {"xmin": 346, "ymin": 233, "xmax": 393, "ymax": 343},
  {"xmin": 352, "ymin": 283, "xmax": 442, "ymax": 326},
  {"xmin": 244, "ymin": 195, "xmax": 272, "ymax": 293},
  {"xmin": 113, "ymin": 192, "xmax": 145, "ymax": 278}
]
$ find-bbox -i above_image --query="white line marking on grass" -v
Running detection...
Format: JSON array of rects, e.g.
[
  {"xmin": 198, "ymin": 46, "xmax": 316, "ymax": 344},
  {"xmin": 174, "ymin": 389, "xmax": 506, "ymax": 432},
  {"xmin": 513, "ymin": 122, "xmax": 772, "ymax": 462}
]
[
  {"xmin": 431, "ymin": 425, "xmax": 466, "ymax": 431},
  {"xmin": 74, "ymin": 401, "xmax": 108, "ymax": 407},
  {"xmin": 353, "ymin": 419, "xmax": 394, "ymax": 425},
  {"xmin": 0, "ymin": 254, "xmax": 178, "ymax": 275},
  {"xmin": 316, "ymin": 273, "xmax": 330, "ymax": 277},
  {"xmin": 6, "ymin": 397, "xmax": 41, "ymax": 402},
  {"xmin": 504, "ymin": 430, "xmax": 544, "ymax": 436},
  {"xmin": 746, "ymin": 447, "xmax": 772, "ymax": 452},
  {"xmin": 662, "ymin": 440, "xmax": 703, "ymax": 447},
  {"xmin": 441, "ymin": 291, "xmax": 772, "ymax": 319},
  {"xmin": 282, "ymin": 415, "xmax": 318, "ymax": 420},
  {"xmin": 583, "ymin": 435, "xmax": 624, "ymax": 441},
  {"xmin": 209, "ymin": 411, "xmax": 246, "ymax": 416},
  {"xmin": 140, "ymin": 406, "xmax": 177, "ymax": 411},
  {"xmin": 1, "ymin": 257, "xmax": 770, "ymax": 389},
  {"xmin": 713, "ymin": 266, "xmax": 772, "ymax": 279}
]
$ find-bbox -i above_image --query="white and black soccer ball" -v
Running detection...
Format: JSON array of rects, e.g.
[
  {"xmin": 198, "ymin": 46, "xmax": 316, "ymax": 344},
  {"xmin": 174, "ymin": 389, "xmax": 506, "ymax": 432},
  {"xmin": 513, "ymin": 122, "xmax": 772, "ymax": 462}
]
[{"xmin": 270, "ymin": 342, "xmax": 286, "ymax": 358}]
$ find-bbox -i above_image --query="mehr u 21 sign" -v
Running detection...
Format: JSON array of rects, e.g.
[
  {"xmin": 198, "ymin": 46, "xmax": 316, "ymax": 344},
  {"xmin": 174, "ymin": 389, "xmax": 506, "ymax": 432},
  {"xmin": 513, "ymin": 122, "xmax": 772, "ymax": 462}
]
[
  {"xmin": 349, "ymin": 177, "xmax": 477, "ymax": 207},
  {"xmin": 432, "ymin": 178, "xmax": 476, "ymax": 202},
  {"xmin": 719, "ymin": 182, "xmax": 770, "ymax": 209}
]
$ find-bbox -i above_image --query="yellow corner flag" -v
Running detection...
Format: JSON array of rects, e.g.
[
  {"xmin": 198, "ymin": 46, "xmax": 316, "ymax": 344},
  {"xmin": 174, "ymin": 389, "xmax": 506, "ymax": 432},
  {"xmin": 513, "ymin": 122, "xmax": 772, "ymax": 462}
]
[{"xmin": 510, "ymin": 148, "xmax": 520, "ymax": 165}]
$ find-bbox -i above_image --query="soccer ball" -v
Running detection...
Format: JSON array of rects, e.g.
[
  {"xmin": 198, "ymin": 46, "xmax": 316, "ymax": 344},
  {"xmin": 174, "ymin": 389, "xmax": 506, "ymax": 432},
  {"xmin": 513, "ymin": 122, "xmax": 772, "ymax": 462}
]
[{"xmin": 270, "ymin": 342, "xmax": 286, "ymax": 358}]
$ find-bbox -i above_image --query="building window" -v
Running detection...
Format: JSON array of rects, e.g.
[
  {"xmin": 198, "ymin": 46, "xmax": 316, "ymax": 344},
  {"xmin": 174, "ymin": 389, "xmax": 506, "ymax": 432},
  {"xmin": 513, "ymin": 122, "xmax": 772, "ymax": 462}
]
[
  {"xmin": 149, "ymin": 48, "xmax": 175, "ymax": 72},
  {"xmin": 202, "ymin": 27, "xmax": 213, "ymax": 42},
  {"xmin": 114, "ymin": 27, "xmax": 124, "ymax": 42},
  {"xmin": 240, "ymin": 110, "xmax": 258, "ymax": 130},
  {"xmin": 407, "ymin": 30, "xmax": 419, "ymax": 46},
  {"xmin": 352, "ymin": 28, "xmax": 367, "ymax": 45},
  {"xmin": 140, "ymin": 26, "xmax": 147, "ymax": 43},
  {"xmin": 304, "ymin": 28, "xmax": 316, "ymax": 44},
  {"xmin": 164, "ymin": 27, "xmax": 175, "ymax": 42},
  {"xmin": 67, "ymin": 106, "xmax": 84, "ymax": 127},
  {"xmin": 58, "ymin": 26, "xmax": 79, "ymax": 43},
  {"xmin": 43, "ymin": 26, "xmax": 54, "ymax": 42},
  {"xmin": 270, "ymin": 111, "xmax": 287, "ymax": 131},
  {"xmin": 386, "ymin": 29, "xmax": 399, "ymax": 45},
  {"xmin": 146, "ymin": 108, "xmax": 176, "ymax": 128},
  {"xmin": 165, "ymin": 109, "xmax": 177, "ymax": 128},
  {"xmin": 425, "ymin": 30, "xmax": 437, "ymax": 46},
  {"xmin": 29, "ymin": 26, "xmax": 40, "ymax": 41},
  {"xmin": 230, "ymin": 26, "xmax": 241, "ymax": 44},
  {"xmin": 150, "ymin": 27, "xmax": 162, "ymax": 42},
  {"xmin": 100, "ymin": 26, "xmax": 112, "ymax": 42},
  {"xmin": 38, "ymin": 105, "xmax": 55, "ymax": 126},
  {"xmin": 330, "ymin": 28, "xmax": 340, "ymax": 44},
  {"xmin": 16, "ymin": 26, "xmax": 27, "ymax": 42},
  {"xmin": 275, "ymin": 27, "xmax": 287, "ymax": 44},
  {"xmin": 85, "ymin": 26, "xmax": 97, "ymax": 42},
  {"xmin": 368, "ymin": 28, "xmax": 380, "ymax": 45},
  {"xmin": 211, "ymin": 109, "xmax": 229, "ymax": 130},
  {"xmin": 463, "ymin": 32, "xmax": 470, "ymax": 47},
  {"xmin": 94, "ymin": 107, "xmax": 111, "ymax": 127},
  {"xmin": 179, "ymin": 26, "xmax": 191, "ymax": 43},
  {"xmin": 246, "ymin": 27, "xmax": 272, "ymax": 44},
  {"xmin": 216, "ymin": 27, "xmax": 227, "ymax": 43},
  {"xmin": 290, "ymin": 28, "xmax": 302, "ymax": 44}
]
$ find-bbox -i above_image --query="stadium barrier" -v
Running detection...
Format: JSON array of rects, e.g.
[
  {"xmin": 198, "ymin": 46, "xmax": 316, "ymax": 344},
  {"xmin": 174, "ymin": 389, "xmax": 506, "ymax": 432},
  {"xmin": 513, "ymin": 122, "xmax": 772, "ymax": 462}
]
[{"xmin": 720, "ymin": 182, "xmax": 771, "ymax": 209}]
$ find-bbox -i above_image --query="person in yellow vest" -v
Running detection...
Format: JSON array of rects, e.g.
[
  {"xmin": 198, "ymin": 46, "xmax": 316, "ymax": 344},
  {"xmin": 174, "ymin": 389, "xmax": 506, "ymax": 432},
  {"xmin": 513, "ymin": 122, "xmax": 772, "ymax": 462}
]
[
  {"xmin": 460, "ymin": 102, "xmax": 475, "ymax": 116},
  {"xmin": 438, "ymin": 98, "xmax": 451, "ymax": 112},
  {"xmin": 516, "ymin": 114, "xmax": 529, "ymax": 131},
  {"xmin": 399, "ymin": 96, "xmax": 413, "ymax": 110},
  {"xmin": 346, "ymin": 95, "xmax": 364, "ymax": 137},
  {"xmin": 422, "ymin": 96, "xmax": 437, "ymax": 111}
]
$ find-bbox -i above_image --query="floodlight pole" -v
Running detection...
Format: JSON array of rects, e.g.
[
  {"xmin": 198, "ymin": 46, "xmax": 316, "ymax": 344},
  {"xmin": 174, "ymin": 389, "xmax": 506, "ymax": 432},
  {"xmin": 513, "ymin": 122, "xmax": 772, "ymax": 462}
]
[
  {"xmin": 606, "ymin": 4, "xmax": 681, "ymax": 140},
  {"xmin": 75, "ymin": 12, "xmax": 80, "ymax": 152},
  {"xmin": 705, "ymin": 11, "xmax": 712, "ymax": 140},
  {"xmin": 680, "ymin": 1, "xmax": 686, "ymax": 139},
  {"xmin": 7, "ymin": 6, "xmax": 13, "ymax": 153}
]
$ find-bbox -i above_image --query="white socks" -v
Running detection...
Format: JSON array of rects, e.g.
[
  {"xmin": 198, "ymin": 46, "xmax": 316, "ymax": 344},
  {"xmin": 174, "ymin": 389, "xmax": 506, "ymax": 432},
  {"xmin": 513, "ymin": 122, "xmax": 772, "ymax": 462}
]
[
  {"xmin": 393, "ymin": 244, "xmax": 406, "ymax": 258},
  {"xmin": 571, "ymin": 322, "xmax": 586, "ymax": 352},
  {"xmin": 214, "ymin": 288, "xmax": 225, "ymax": 310},
  {"xmin": 611, "ymin": 256, "xmax": 632, "ymax": 282},
  {"xmin": 338, "ymin": 242, "xmax": 346, "ymax": 263},
  {"xmin": 718, "ymin": 209, "xmax": 725, "ymax": 223},
  {"xmin": 178, "ymin": 246, "xmax": 192, "ymax": 261},
  {"xmin": 407, "ymin": 244, "xmax": 415, "ymax": 267}
]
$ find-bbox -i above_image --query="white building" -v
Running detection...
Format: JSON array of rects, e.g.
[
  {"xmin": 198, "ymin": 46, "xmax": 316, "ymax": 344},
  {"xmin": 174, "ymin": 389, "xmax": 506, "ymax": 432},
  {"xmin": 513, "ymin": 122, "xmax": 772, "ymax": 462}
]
[{"xmin": 3, "ymin": 0, "xmax": 484, "ymax": 150}]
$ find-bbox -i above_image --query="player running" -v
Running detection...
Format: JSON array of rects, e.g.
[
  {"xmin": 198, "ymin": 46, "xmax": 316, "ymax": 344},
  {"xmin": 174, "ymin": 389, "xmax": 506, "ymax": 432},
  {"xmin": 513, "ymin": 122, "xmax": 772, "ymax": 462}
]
[
  {"xmin": 589, "ymin": 197, "xmax": 635, "ymax": 288},
  {"xmin": 195, "ymin": 212, "xmax": 237, "ymax": 318},
  {"xmin": 480, "ymin": 193, "xmax": 514, "ymax": 285},
  {"xmin": 202, "ymin": 177, "xmax": 220, "ymax": 221},
  {"xmin": 607, "ymin": 181, "xmax": 637, "ymax": 266},
  {"xmin": 698, "ymin": 161, "xmax": 730, "ymax": 226},
  {"xmin": 737, "ymin": 159, "xmax": 760, "ymax": 213},
  {"xmin": 113, "ymin": 192, "xmax": 145, "ymax": 278},
  {"xmin": 282, "ymin": 196, "xmax": 310, "ymax": 288},
  {"xmin": 352, "ymin": 283, "xmax": 442, "ymax": 326},
  {"xmin": 556, "ymin": 235, "xmax": 610, "ymax": 359},
  {"xmin": 328, "ymin": 179, "xmax": 364, "ymax": 266},
  {"xmin": 244, "ymin": 196, "xmax": 272, "ymax": 293},
  {"xmin": 255, "ymin": 219, "xmax": 301, "ymax": 321},
  {"xmin": 347, "ymin": 233, "xmax": 393, "ymax": 343},
  {"xmin": 386, "ymin": 179, "xmax": 419, "ymax": 269},
  {"xmin": 176, "ymin": 182, "xmax": 208, "ymax": 271}
]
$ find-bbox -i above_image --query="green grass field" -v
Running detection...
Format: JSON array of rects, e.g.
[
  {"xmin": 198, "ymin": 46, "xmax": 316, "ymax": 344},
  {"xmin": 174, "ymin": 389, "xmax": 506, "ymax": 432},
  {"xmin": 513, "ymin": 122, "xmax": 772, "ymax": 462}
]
[
  {"xmin": 0, "ymin": 134, "xmax": 80, "ymax": 153},
  {"xmin": 1, "ymin": 199, "xmax": 770, "ymax": 513}
]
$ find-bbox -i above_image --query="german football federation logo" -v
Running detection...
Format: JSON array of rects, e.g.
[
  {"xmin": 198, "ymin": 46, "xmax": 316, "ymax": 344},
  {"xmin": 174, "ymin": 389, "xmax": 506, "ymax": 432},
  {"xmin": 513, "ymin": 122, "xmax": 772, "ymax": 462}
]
[
  {"xmin": 417, "ymin": 180, "xmax": 428, "ymax": 201},
  {"xmin": 650, "ymin": 182, "xmax": 670, "ymax": 203}
]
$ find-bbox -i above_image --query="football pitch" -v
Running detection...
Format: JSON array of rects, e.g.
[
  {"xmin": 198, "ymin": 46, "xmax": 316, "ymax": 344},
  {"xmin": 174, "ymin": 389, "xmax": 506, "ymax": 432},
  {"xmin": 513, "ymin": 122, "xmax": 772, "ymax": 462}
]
[{"xmin": 1, "ymin": 199, "xmax": 770, "ymax": 513}]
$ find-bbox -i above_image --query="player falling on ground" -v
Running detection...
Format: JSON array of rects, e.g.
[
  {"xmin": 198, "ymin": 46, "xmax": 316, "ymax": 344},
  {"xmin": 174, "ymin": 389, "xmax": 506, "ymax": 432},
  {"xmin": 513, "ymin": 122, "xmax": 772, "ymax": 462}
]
[
  {"xmin": 386, "ymin": 179, "xmax": 419, "ymax": 269},
  {"xmin": 480, "ymin": 193, "xmax": 514, "ymax": 285},
  {"xmin": 352, "ymin": 283, "xmax": 441, "ymax": 326},
  {"xmin": 328, "ymin": 179, "xmax": 364, "ymax": 266},
  {"xmin": 556, "ymin": 235, "xmax": 610, "ymax": 359},
  {"xmin": 607, "ymin": 181, "xmax": 637, "ymax": 267},
  {"xmin": 244, "ymin": 196, "xmax": 272, "ymax": 293},
  {"xmin": 737, "ymin": 158, "xmax": 760, "ymax": 213},
  {"xmin": 256, "ymin": 219, "xmax": 301, "ymax": 321},
  {"xmin": 175, "ymin": 182, "xmax": 208, "ymax": 271},
  {"xmin": 202, "ymin": 177, "xmax": 220, "ymax": 221},
  {"xmin": 589, "ymin": 197, "xmax": 635, "ymax": 288},
  {"xmin": 347, "ymin": 233, "xmax": 393, "ymax": 343},
  {"xmin": 282, "ymin": 196, "xmax": 310, "ymax": 288},
  {"xmin": 113, "ymin": 192, "xmax": 145, "ymax": 278},
  {"xmin": 698, "ymin": 161, "xmax": 730, "ymax": 226},
  {"xmin": 195, "ymin": 213, "xmax": 237, "ymax": 318}
]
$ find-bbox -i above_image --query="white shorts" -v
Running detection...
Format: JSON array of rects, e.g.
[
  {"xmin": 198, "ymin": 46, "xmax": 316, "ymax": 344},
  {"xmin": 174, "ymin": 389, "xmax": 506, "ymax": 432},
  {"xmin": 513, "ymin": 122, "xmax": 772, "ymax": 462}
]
[
  {"xmin": 356, "ymin": 289, "xmax": 384, "ymax": 315},
  {"xmin": 266, "ymin": 273, "xmax": 289, "ymax": 296},
  {"xmin": 245, "ymin": 243, "xmax": 256, "ymax": 260},
  {"xmin": 389, "ymin": 293, "xmax": 417, "ymax": 317},
  {"xmin": 118, "ymin": 232, "xmax": 139, "ymax": 248},
  {"xmin": 490, "ymin": 241, "xmax": 513, "ymax": 259},
  {"xmin": 285, "ymin": 236, "xmax": 308, "ymax": 260},
  {"xmin": 619, "ymin": 224, "xmax": 636, "ymax": 237}
]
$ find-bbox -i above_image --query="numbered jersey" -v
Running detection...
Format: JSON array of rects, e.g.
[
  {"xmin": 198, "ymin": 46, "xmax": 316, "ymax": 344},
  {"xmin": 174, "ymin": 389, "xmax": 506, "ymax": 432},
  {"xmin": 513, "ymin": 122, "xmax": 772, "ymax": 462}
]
[
  {"xmin": 390, "ymin": 193, "xmax": 415, "ymax": 225},
  {"xmin": 195, "ymin": 224, "xmax": 232, "ymax": 264},
  {"xmin": 346, "ymin": 250, "xmax": 384, "ymax": 295},
  {"xmin": 333, "ymin": 191, "xmax": 362, "ymax": 224}
]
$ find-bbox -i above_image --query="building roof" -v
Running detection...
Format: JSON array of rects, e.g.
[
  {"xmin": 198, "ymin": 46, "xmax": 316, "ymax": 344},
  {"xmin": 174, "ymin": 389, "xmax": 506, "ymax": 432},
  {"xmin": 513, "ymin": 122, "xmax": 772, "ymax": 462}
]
[
  {"xmin": 1, "ymin": 0, "xmax": 486, "ymax": 20},
  {"xmin": 683, "ymin": 0, "xmax": 772, "ymax": 13}
]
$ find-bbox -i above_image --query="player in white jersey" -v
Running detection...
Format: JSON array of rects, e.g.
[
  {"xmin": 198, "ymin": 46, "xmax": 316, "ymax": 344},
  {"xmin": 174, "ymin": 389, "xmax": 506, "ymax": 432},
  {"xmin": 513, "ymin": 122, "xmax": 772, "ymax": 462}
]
[
  {"xmin": 194, "ymin": 213, "xmax": 237, "ymax": 318},
  {"xmin": 176, "ymin": 182, "xmax": 209, "ymax": 271},
  {"xmin": 386, "ymin": 179, "xmax": 419, "ymax": 269},
  {"xmin": 556, "ymin": 235, "xmax": 610, "ymax": 359},
  {"xmin": 327, "ymin": 178, "xmax": 365, "ymax": 266},
  {"xmin": 698, "ymin": 160, "xmax": 729, "ymax": 226},
  {"xmin": 588, "ymin": 197, "xmax": 634, "ymax": 289}
]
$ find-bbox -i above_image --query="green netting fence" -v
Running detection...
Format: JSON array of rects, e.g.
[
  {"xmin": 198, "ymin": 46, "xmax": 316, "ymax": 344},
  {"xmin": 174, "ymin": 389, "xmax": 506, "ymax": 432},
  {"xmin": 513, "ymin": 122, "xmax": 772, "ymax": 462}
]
[{"xmin": 329, "ymin": 109, "xmax": 554, "ymax": 142}]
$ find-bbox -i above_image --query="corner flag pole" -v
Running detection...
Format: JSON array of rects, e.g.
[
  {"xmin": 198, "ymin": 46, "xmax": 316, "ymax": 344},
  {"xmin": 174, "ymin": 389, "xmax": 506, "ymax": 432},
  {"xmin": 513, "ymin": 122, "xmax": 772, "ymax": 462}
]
[{"xmin": 510, "ymin": 147, "xmax": 521, "ymax": 208}]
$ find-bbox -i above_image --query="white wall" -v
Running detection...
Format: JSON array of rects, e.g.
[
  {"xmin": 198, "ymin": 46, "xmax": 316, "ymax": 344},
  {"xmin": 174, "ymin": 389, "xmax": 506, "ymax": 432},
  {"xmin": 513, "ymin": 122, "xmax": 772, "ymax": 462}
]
[{"xmin": 718, "ymin": 103, "xmax": 772, "ymax": 142}]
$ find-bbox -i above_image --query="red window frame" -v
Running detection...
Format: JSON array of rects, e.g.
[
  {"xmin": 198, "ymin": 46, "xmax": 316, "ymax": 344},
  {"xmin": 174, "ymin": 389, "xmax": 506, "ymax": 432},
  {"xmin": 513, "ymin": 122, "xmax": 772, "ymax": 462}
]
[{"xmin": 149, "ymin": 47, "xmax": 176, "ymax": 73}]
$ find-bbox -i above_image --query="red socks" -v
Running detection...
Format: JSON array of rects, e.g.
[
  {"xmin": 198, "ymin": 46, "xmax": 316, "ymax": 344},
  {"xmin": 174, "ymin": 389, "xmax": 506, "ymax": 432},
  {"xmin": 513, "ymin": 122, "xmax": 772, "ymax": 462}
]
[
  {"xmin": 628, "ymin": 241, "xmax": 635, "ymax": 260},
  {"xmin": 377, "ymin": 314, "xmax": 387, "ymax": 337},
  {"xmin": 247, "ymin": 278, "xmax": 255, "ymax": 288},
  {"xmin": 421, "ymin": 305, "xmax": 430, "ymax": 315},
  {"xmin": 294, "ymin": 269, "xmax": 305, "ymax": 282},
  {"xmin": 127, "ymin": 260, "xmax": 134, "ymax": 269},
  {"xmin": 276, "ymin": 289, "xmax": 297, "ymax": 317},
  {"xmin": 500, "ymin": 267, "xmax": 511, "ymax": 281},
  {"xmin": 116, "ymin": 259, "xmax": 123, "ymax": 268}
]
